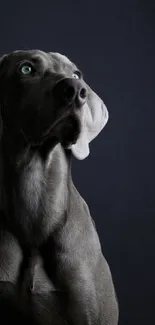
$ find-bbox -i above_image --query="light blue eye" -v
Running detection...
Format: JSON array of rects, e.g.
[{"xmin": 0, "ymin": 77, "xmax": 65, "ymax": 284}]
[
  {"xmin": 72, "ymin": 72, "xmax": 80, "ymax": 79},
  {"xmin": 21, "ymin": 64, "xmax": 32, "ymax": 75}
]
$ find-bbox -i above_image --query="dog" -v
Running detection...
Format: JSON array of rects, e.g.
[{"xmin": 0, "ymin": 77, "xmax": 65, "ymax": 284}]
[{"xmin": 0, "ymin": 50, "xmax": 119, "ymax": 325}]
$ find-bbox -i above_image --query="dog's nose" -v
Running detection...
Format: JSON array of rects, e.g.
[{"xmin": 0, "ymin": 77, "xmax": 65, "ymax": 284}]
[{"xmin": 52, "ymin": 78, "xmax": 87, "ymax": 107}]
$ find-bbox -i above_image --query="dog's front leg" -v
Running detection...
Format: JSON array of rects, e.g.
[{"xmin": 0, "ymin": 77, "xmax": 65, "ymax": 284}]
[
  {"xmin": 55, "ymin": 254, "xmax": 118, "ymax": 325},
  {"xmin": 0, "ymin": 228, "xmax": 37, "ymax": 324},
  {"xmin": 40, "ymin": 233, "xmax": 118, "ymax": 325},
  {"xmin": 61, "ymin": 266, "xmax": 100, "ymax": 325},
  {"xmin": 40, "ymin": 238, "xmax": 98, "ymax": 325}
]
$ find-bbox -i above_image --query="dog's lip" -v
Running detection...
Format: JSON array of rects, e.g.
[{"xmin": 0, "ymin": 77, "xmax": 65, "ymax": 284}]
[
  {"xmin": 42, "ymin": 111, "xmax": 70, "ymax": 139},
  {"xmin": 27, "ymin": 103, "xmax": 82, "ymax": 145},
  {"xmin": 42, "ymin": 102, "xmax": 82, "ymax": 140}
]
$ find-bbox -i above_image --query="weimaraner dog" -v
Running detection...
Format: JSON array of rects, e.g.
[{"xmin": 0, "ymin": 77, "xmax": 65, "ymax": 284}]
[{"xmin": 0, "ymin": 50, "xmax": 118, "ymax": 325}]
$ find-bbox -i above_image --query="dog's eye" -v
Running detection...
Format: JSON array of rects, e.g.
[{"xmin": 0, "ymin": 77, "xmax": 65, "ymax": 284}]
[
  {"xmin": 72, "ymin": 71, "xmax": 81, "ymax": 79},
  {"xmin": 20, "ymin": 64, "xmax": 33, "ymax": 75}
]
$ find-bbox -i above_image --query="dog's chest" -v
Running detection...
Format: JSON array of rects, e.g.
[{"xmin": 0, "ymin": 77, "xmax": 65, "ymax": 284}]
[
  {"xmin": 20, "ymin": 159, "xmax": 44, "ymax": 216},
  {"xmin": 12, "ymin": 157, "xmax": 49, "ymax": 245},
  {"xmin": 12, "ymin": 150, "xmax": 67, "ymax": 246}
]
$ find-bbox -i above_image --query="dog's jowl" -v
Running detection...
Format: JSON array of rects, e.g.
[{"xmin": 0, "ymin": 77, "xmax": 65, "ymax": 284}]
[{"xmin": 0, "ymin": 50, "xmax": 118, "ymax": 325}]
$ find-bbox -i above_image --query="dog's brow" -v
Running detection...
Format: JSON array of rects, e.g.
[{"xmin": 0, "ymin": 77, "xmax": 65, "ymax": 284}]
[{"xmin": 32, "ymin": 53, "xmax": 50, "ymax": 69}]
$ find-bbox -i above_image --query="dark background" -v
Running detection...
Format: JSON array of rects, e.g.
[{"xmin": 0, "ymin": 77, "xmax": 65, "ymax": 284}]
[{"xmin": 0, "ymin": 1, "xmax": 155, "ymax": 324}]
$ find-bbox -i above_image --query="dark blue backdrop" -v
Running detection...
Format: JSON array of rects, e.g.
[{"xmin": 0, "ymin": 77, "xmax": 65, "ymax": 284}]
[{"xmin": 0, "ymin": 1, "xmax": 155, "ymax": 324}]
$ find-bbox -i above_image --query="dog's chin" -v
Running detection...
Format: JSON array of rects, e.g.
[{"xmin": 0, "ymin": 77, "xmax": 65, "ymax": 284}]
[
  {"xmin": 27, "ymin": 116, "xmax": 80, "ymax": 150},
  {"xmin": 24, "ymin": 108, "xmax": 81, "ymax": 149},
  {"xmin": 53, "ymin": 114, "xmax": 81, "ymax": 149}
]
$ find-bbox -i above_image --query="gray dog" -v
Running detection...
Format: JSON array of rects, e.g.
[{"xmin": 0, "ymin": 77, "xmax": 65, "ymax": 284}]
[{"xmin": 0, "ymin": 50, "xmax": 118, "ymax": 325}]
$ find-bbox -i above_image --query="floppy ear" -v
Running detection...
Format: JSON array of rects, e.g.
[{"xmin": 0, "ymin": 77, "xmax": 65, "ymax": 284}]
[
  {"xmin": 71, "ymin": 83, "xmax": 109, "ymax": 160},
  {"xmin": 0, "ymin": 54, "xmax": 7, "ymax": 140},
  {"xmin": 0, "ymin": 112, "xmax": 2, "ymax": 140}
]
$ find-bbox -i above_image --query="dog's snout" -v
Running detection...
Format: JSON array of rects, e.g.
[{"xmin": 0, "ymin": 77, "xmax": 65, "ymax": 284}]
[
  {"xmin": 52, "ymin": 78, "xmax": 87, "ymax": 107},
  {"xmin": 64, "ymin": 82, "xmax": 87, "ymax": 103}
]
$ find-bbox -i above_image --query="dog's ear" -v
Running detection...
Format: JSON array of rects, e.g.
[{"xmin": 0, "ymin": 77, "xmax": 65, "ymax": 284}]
[
  {"xmin": 0, "ymin": 54, "xmax": 7, "ymax": 140},
  {"xmin": 71, "ymin": 83, "xmax": 109, "ymax": 160}
]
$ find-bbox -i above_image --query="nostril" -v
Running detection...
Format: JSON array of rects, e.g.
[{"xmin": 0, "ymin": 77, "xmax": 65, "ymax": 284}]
[
  {"xmin": 52, "ymin": 78, "xmax": 87, "ymax": 106},
  {"xmin": 79, "ymin": 87, "xmax": 87, "ymax": 99},
  {"xmin": 64, "ymin": 86, "xmax": 75, "ymax": 100}
]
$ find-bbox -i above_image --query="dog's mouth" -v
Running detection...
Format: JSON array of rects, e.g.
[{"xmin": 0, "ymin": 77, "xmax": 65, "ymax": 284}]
[
  {"xmin": 22, "ymin": 104, "xmax": 81, "ymax": 148},
  {"xmin": 45, "ymin": 110, "xmax": 81, "ymax": 148}
]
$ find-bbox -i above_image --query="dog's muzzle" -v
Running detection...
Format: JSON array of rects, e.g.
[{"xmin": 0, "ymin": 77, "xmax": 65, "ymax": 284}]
[{"xmin": 52, "ymin": 78, "xmax": 87, "ymax": 107}]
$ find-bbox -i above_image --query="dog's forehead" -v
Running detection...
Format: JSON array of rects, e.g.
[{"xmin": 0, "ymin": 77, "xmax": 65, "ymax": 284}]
[
  {"xmin": 48, "ymin": 52, "xmax": 75, "ymax": 67},
  {"xmin": 3, "ymin": 50, "xmax": 77, "ymax": 74},
  {"xmin": 48, "ymin": 52, "xmax": 77, "ymax": 73},
  {"xmin": 0, "ymin": 50, "xmax": 50, "ymax": 69},
  {"xmin": 9, "ymin": 50, "xmax": 50, "ymax": 65},
  {"xmin": 36, "ymin": 51, "xmax": 77, "ymax": 73}
]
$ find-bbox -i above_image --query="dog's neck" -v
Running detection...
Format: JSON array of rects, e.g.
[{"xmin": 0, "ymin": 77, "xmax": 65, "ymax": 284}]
[{"xmin": 0, "ymin": 135, "xmax": 72, "ymax": 246}]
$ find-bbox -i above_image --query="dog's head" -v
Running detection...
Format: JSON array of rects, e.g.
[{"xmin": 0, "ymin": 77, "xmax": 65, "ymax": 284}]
[{"xmin": 0, "ymin": 50, "xmax": 108, "ymax": 160}]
